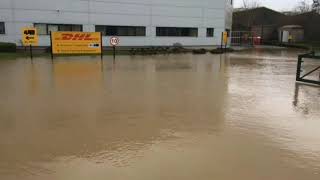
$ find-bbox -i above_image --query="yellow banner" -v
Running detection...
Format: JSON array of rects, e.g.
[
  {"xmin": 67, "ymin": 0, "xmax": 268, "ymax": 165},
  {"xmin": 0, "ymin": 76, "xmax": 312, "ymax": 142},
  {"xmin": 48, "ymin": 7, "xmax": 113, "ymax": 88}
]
[
  {"xmin": 51, "ymin": 32, "xmax": 102, "ymax": 54},
  {"xmin": 22, "ymin": 27, "xmax": 39, "ymax": 46}
]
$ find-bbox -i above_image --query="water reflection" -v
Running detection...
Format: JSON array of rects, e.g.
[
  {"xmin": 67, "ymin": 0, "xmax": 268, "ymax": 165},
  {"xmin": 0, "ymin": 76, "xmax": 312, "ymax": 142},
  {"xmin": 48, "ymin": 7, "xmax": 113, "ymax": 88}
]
[{"xmin": 293, "ymin": 83, "xmax": 320, "ymax": 114}]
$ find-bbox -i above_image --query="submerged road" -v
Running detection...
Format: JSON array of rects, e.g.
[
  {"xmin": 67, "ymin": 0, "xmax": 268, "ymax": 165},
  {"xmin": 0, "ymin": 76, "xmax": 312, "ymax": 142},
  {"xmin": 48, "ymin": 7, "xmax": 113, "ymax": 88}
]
[{"xmin": 0, "ymin": 48, "xmax": 319, "ymax": 180}]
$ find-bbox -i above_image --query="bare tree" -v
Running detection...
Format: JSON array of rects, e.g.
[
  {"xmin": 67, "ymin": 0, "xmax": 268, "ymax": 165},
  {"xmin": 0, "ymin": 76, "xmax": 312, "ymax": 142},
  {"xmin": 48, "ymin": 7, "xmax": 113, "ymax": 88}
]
[
  {"xmin": 294, "ymin": 0, "xmax": 313, "ymax": 13},
  {"xmin": 313, "ymin": 0, "xmax": 320, "ymax": 13},
  {"xmin": 241, "ymin": 0, "xmax": 261, "ymax": 9}
]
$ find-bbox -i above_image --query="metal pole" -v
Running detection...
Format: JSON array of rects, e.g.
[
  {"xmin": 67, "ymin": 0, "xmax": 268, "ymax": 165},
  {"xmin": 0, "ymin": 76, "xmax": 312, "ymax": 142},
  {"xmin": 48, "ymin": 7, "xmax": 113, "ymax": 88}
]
[
  {"xmin": 251, "ymin": 32, "xmax": 254, "ymax": 47},
  {"xmin": 296, "ymin": 55, "xmax": 303, "ymax": 81},
  {"xmin": 301, "ymin": 66, "xmax": 320, "ymax": 79},
  {"xmin": 113, "ymin": 45, "xmax": 116, "ymax": 60},
  {"xmin": 221, "ymin": 32, "xmax": 223, "ymax": 51},
  {"xmin": 30, "ymin": 44, "xmax": 33, "ymax": 60},
  {"xmin": 50, "ymin": 31, "xmax": 54, "ymax": 61},
  {"xmin": 100, "ymin": 32, "xmax": 103, "ymax": 61},
  {"xmin": 225, "ymin": 34, "xmax": 228, "ymax": 52},
  {"xmin": 100, "ymin": 32, "xmax": 104, "ymax": 72}
]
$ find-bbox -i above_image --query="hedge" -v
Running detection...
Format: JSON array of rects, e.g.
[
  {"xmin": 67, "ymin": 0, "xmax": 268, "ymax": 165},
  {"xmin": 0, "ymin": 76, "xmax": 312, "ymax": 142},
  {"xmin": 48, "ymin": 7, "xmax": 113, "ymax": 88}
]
[{"xmin": 0, "ymin": 42, "xmax": 17, "ymax": 52}]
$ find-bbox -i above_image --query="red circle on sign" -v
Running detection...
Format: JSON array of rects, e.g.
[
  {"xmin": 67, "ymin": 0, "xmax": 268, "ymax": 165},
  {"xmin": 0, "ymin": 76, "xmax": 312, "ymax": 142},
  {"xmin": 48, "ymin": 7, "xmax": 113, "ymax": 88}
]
[{"xmin": 110, "ymin": 37, "xmax": 119, "ymax": 46}]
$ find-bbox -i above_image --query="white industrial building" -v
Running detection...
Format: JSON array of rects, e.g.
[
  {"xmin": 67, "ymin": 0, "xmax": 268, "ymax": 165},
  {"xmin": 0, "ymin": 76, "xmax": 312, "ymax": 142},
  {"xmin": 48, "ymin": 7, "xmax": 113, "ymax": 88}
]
[{"xmin": 0, "ymin": 0, "xmax": 233, "ymax": 47}]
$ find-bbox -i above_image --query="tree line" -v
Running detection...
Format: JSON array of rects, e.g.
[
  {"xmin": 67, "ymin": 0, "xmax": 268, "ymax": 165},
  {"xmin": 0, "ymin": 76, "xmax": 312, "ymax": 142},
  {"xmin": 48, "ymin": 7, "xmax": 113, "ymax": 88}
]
[{"xmin": 240, "ymin": 0, "xmax": 319, "ymax": 14}]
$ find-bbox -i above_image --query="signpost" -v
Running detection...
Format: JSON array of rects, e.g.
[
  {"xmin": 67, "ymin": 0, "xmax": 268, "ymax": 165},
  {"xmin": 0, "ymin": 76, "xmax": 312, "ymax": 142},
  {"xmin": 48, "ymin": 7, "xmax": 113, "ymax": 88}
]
[
  {"xmin": 109, "ymin": 37, "xmax": 119, "ymax": 60},
  {"xmin": 21, "ymin": 27, "xmax": 39, "ymax": 60}
]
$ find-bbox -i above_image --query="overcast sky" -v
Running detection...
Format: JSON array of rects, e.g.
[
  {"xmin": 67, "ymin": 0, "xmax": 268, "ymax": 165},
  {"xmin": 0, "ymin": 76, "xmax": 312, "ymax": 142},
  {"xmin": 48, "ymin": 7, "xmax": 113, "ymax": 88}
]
[{"xmin": 234, "ymin": 0, "xmax": 314, "ymax": 11}]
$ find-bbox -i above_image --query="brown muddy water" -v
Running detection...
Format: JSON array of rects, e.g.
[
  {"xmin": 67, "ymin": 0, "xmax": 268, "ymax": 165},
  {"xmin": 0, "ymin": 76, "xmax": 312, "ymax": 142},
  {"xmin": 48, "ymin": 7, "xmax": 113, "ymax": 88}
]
[{"xmin": 0, "ymin": 48, "xmax": 320, "ymax": 180}]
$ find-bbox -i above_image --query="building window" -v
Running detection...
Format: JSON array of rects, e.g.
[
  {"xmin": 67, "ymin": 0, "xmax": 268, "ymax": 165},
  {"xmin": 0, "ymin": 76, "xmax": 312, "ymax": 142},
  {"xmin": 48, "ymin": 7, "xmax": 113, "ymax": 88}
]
[
  {"xmin": 35, "ymin": 24, "xmax": 47, "ymax": 35},
  {"xmin": 96, "ymin": 25, "xmax": 146, "ymax": 36},
  {"xmin": 156, "ymin": 27, "xmax": 198, "ymax": 37},
  {"xmin": 207, "ymin": 28, "xmax": 214, "ymax": 37},
  {"xmin": 34, "ymin": 23, "xmax": 83, "ymax": 35},
  {"xmin": 0, "ymin": 22, "xmax": 5, "ymax": 34},
  {"xmin": 47, "ymin": 24, "xmax": 58, "ymax": 34}
]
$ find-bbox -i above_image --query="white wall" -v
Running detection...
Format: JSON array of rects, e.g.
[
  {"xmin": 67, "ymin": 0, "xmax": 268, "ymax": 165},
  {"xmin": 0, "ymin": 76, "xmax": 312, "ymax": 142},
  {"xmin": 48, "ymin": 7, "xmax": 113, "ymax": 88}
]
[{"xmin": 0, "ymin": 0, "xmax": 233, "ymax": 47}]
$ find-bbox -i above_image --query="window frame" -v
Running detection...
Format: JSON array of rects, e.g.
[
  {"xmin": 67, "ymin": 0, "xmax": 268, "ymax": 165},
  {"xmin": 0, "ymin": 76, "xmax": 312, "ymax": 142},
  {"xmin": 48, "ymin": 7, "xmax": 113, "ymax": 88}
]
[
  {"xmin": 156, "ymin": 27, "xmax": 198, "ymax": 37},
  {"xmin": 95, "ymin": 25, "xmax": 146, "ymax": 37},
  {"xmin": 34, "ymin": 23, "xmax": 83, "ymax": 35},
  {"xmin": 0, "ymin": 22, "xmax": 5, "ymax": 34},
  {"xmin": 206, "ymin": 28, "xmax": 215, "ymax": 37}
]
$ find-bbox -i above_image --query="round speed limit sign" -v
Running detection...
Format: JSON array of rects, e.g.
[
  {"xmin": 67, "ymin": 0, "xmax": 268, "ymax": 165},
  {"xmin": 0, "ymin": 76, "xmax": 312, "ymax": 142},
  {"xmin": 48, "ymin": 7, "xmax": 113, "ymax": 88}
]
[{"xmin": 110, "ymin": 37, "xmax": 119, "ymax": 46}]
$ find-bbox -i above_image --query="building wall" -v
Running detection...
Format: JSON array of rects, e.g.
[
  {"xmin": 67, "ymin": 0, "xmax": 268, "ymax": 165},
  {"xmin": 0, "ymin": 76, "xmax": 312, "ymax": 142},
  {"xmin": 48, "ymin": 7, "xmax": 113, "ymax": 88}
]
[
  {"xmin": 225, "ymin": 0, "xmax": 233, "ymax": 30},
  {"xmin": 252, "ymin": 25, "xmax": 279, "ymax": 41},
  {"xmin": 0, "ymin": 0, "xmax": 233, "ymax": 47}
]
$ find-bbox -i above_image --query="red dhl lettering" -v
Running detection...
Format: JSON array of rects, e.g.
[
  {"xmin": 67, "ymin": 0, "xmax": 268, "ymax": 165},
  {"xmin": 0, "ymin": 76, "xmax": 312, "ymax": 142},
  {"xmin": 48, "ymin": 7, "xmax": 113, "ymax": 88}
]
[{"xmin": 61, "ymin": 34, "xmax": 94, "ymax": 41}]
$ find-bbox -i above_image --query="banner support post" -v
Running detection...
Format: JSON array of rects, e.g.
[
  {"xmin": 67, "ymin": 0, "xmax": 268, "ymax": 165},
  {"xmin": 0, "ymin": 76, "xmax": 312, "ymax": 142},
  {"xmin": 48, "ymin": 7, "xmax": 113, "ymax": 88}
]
[
  {"xmin": 100, "ymin": 32, "xmax": 103, "ymax": 61},
  {"xmin": 50, "ymin": 31, "xmax": 54, "ymax": 61},
  {"xmin": 221, "ymin": 32, "xmax": 224, "ymax": 51},
  {"xmin": 113, "ymin": 45, "xmax": 116, "ymax": 61},
  {"xmin": 29, "ymin": 44, "xmax": 33, "ymax": 61}
]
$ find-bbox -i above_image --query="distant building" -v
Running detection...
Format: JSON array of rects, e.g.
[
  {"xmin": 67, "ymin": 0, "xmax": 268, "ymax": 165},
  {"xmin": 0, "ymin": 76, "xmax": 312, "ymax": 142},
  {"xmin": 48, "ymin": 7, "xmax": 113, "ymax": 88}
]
[
  {"xmin": 232, "ymin": 7, "xmax": 286, "ymax": 42},
  {"xmin": 0, "ymin": 0, "xmax": 233, "ymax": 47},
  {"xmin": 232, "ymin": 7, "xmax": 320, "ymax": 43},
  {"xmin": 288, "ymin": 11, "xmax": 320, "ymax": 42},
  {"xmin": 279, "ymin": 25, "xmax": 304, "ymax": 43}
]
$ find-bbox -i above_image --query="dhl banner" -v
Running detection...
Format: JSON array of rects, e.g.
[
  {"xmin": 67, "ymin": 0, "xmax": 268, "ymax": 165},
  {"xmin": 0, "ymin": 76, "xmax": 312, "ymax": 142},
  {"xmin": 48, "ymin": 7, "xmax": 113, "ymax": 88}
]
[{"xmin": 51, "ymin": 32, "xmax": 102, "ymax": 54}]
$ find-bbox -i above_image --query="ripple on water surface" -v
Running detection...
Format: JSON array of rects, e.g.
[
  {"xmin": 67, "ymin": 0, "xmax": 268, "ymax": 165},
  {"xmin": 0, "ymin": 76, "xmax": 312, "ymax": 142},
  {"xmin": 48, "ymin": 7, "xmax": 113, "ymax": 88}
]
[{"xmin": 0, "ymin": 49, "xmax": 319, "ymax": 180}]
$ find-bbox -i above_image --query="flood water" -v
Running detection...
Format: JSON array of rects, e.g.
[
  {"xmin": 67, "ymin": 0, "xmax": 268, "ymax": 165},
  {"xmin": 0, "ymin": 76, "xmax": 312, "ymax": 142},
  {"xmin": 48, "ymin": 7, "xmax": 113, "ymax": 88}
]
[{"xmin": 0, "ymin": 48, "xmax": 320, "ymax": 180}]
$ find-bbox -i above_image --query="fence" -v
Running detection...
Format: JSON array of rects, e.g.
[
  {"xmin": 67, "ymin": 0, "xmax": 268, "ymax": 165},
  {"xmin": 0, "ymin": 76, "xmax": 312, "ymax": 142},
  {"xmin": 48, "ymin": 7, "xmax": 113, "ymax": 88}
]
[{"xmin": 230, "ymin": 31, "xmax": 258, "ymax": 46}]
